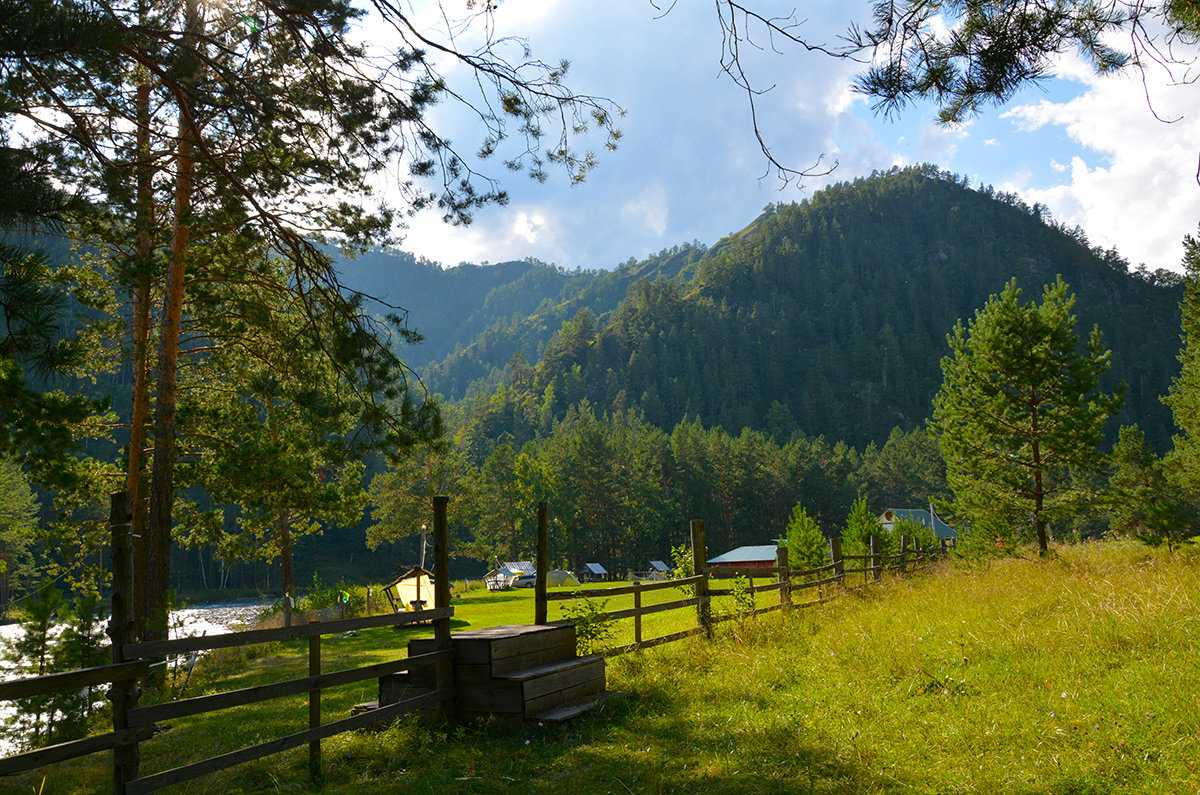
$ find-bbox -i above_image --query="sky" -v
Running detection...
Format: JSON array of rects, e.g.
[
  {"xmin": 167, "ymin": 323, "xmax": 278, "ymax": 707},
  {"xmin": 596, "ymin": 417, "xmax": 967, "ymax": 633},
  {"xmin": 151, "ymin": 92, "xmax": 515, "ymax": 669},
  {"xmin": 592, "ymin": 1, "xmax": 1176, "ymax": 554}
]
[{"xmin": 382, "ymin": 1, "xmax": 1200, "ymax": 274}]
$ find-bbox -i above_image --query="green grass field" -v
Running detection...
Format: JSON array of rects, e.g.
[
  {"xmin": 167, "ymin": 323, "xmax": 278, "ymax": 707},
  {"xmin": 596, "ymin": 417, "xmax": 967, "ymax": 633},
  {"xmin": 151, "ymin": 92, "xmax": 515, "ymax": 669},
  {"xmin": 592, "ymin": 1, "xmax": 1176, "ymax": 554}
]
[{"xmin": 9, "ymin": 541, "xmax": 1200, "ymax": 794}]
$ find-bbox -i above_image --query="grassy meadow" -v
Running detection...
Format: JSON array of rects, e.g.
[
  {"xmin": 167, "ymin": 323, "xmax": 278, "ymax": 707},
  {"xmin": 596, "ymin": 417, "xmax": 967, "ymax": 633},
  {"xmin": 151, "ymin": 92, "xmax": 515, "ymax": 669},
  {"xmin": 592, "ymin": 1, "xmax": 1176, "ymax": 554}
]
[{"xmin": 8, "ymin": 540, "xmax": 1200, "ymax": 794}]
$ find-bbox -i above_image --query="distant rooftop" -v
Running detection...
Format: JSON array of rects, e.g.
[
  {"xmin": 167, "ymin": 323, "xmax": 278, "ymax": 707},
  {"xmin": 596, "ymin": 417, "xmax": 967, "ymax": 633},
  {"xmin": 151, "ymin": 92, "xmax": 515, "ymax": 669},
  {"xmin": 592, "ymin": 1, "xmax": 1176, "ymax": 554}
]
[
  {"xmin": 707, "ymin": 545, "xmax": 778, "ymax": 565},
  {"xmin": 878, "ymin": 509, "xmax": 958, "ymax": 539}
]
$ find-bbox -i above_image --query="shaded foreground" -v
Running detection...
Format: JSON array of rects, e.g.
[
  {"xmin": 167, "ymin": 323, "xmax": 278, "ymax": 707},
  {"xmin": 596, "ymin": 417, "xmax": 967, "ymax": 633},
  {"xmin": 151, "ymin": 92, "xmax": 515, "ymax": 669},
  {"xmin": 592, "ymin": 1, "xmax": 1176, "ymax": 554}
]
[{"xmin": 12, "ymin": 541, "xmax": 1200, "ymax": 793}]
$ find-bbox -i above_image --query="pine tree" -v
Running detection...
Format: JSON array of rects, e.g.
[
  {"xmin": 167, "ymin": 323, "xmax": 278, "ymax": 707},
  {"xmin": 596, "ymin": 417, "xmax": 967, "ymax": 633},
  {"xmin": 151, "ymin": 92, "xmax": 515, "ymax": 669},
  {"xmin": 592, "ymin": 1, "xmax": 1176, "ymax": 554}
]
[
  {"xmin": 931, "ymin": 278, "xmax": 1123, "ymax": 555},
  {"xmin": 842, "ymin": 492, "xmax": 878, "ymax": 558},
  {"xmin": 784, "ymin": 501, "xmax": 826, "ymax": 572}
]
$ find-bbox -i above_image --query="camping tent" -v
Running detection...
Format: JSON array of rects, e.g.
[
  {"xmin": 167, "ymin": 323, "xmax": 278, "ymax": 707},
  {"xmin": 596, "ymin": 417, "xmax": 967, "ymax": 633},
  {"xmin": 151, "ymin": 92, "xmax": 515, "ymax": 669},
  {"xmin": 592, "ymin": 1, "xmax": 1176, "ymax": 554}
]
[
  {"xmin": 383, "ymin": 567, "xmax": 434, "ymax": 612},
  {"xmin": 547, "ymin": 569, "xmax": 581, "ymax": 588}
]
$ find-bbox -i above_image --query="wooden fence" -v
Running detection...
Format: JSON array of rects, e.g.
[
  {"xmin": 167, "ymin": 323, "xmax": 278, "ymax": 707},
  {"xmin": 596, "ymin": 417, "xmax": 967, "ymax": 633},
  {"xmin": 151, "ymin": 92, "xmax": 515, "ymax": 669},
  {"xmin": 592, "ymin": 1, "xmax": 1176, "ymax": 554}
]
[
  {"xmin": 0, "ymin": 494, "xmax": 456, "ymax": 794},
  {"xmin": 0, "ymin": 497, "xmax": 952, "ymax": 793},
  {"xmin": 538, "ymin": 517, "xmax": 951, "ymax": 655}
]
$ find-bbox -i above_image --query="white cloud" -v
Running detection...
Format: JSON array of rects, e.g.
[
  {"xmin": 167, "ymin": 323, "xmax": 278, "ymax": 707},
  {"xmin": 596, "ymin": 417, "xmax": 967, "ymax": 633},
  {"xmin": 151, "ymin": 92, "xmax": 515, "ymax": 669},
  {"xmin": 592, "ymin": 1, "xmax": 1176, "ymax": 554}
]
[
  {"xmin": 1002, "ymin": 68, "xmax": 1200, "ymax": 270},
  {"xmin": 513, "ymin": 211, "xmax": 544, "ymax": 244},
  {"xmin": 621, "ymin": 184, "xmax": 669, "ymax": 237}
]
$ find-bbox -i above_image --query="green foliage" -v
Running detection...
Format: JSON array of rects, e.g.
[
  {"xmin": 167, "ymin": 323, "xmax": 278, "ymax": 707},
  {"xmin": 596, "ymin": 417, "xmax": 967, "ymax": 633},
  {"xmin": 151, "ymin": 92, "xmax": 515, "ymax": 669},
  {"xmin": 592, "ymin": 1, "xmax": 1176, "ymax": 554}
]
[
  {"xmin": 298, "ymin": 573, "xmax": 366, "ymax": 616},
  {"xmin": 851, "ymin": 0, "xmax": 1136, "ymax": 124},
  {"xmin": 891, "ymin": 517, "xmax": 937, "ymax": 551},
  {"xmin": 784, "ymin": 501, "xmax": 826, "ymax": 572},
  {"xmin": 441, "ymin": 168, "xmax": 1179, "ymax": 457},
  {"xmin": 560, "ymin": 597, "xmax": 615, "ymax": 655},
  {"xmin": 0, "ymin": 456, "xmax": 38, "ymax": 617},
  {"xmin": 931, "ymin": 277, "xmax": 1123, "ymax": 555},
  {"xmin": 842, "ymin": 492, "xmax": 878, "ymax": 558},
  {"xmin": 1110, "ymin": 425, "xmax": 1200, "ymax": 550},
  {"xmin": 729, "ymin": 574, "xmax": 756, "ymax": 614}
]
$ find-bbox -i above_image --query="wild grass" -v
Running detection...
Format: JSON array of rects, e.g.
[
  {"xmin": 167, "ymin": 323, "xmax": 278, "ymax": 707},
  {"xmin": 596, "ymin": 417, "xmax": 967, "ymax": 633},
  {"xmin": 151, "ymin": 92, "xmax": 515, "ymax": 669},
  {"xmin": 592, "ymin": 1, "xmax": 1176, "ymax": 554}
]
[{"xmin": 8, "ymin": 540, "xmax": 1200, "ymax": 793}]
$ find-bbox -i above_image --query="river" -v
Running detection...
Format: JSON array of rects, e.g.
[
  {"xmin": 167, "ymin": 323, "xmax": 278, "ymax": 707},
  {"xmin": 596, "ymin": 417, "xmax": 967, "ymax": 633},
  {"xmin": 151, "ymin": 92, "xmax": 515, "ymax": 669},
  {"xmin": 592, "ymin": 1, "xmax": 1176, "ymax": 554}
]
[{"xmin": 0, "ymin": 599, "xmax": 272, "ymax": 755}]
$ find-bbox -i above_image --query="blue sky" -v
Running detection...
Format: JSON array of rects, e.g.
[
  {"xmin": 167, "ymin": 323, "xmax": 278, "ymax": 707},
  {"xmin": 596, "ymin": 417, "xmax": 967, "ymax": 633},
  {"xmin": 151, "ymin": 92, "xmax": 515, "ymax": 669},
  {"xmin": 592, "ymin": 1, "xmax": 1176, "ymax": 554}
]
[{"xmin": 384, "ymin": 1, "xmax": 1200, "ymax": 274}]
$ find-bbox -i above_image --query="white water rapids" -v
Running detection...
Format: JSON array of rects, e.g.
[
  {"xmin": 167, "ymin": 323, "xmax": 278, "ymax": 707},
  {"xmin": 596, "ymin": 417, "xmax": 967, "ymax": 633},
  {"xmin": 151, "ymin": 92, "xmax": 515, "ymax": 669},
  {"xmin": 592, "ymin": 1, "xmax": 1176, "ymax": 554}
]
[{"xmin": 0, "ymin": 599, "xmax": 271, "ymax": 755}]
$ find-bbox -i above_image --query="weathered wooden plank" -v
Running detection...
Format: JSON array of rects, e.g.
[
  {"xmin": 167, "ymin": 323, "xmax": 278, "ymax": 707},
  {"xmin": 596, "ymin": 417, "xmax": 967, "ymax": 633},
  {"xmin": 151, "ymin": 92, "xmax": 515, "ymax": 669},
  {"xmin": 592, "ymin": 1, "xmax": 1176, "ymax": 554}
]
[
  {"xmin": 126, "ymin": 649, "xmax": 451, "ymax": 727},
  {"xmin": 521, "ymin": 658, "xmax": 604, "ymax": 701},
  {"xmin": 123, "ymin": 690, "xmax": 445, "ymax": 795},
  {"xmin": 498, "ymin": 654, "xmax": 599, "ymax": 683},
  {"xmin": 525, "ymin": 675, "xmax": 605, "ymax": 717},
  {"xmin": 792, "ymin": 574, "xmax": 841, "ymax": 590},
  {"xmin": 544, "ymin": 575, "xmax": 706, "ymax": 601},
  {"xmin": 606, "ymin": 626, "xmax": 706, "ymax": 656},
  {"xmin": 487, "ymin": 626, "xmax": 575, "ymax": 662},
  {"xmin": 490, "ymin": 637, "xmax": 579, "ymax": 676},
  {"xmin": 792, "ymin": 562, "xmax": 838, "ymax": 577},
  {"xmin": 457, "ymin": 685, "xmax": 523, "ymax": 714},
  {"xmin": 0, "ymin": 660, "xmax": 150, "ymax": 702},
  {"xmin": 0, "ymin": 726, "xmax": 153, "ymax": 776},
  {"xmin": 409, "ymin": 624, "xmax": 574, "ymax": 666},
  {"xmin": 593, "ymin": 596, "xmax": 699, "ymax": 623},
  {"xmin": 124, "ymin": 607, "xmax": 453, "ymax": 659}
]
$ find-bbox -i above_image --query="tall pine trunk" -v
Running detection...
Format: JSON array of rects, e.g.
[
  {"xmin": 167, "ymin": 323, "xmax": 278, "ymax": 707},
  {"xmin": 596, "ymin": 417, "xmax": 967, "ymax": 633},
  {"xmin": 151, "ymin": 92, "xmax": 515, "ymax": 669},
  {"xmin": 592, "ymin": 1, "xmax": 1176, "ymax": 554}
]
[
  {"xmin": 128, "ymin": 40, "xmax": 155, "ymax": 637},
  {"xmin": 145, "ymin": 0, "xmax": 201, "ymax": 641}
]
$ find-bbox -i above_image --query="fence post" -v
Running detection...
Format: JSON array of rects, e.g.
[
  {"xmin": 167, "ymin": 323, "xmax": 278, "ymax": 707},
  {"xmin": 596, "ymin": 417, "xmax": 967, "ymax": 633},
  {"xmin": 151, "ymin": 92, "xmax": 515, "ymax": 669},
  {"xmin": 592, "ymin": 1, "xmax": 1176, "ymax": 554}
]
[
  {"xmin": 633, "ymin": 585, "xmax": 643, "ymax": 646},
  {"xmin": 108, "ymin": 491, "xmax": 139, "ymax": 795},
  {"xmin": 899, "ymin": 535, "xmax": 908, "ymax": 574},
  {"xmin": 776, "ymin": 545, "xmax": 790, "ymax": 610},
  {"xmin": 913, "ymin": 536, "xmax": 923, "ymax": 568},
  {"xmin": 830, "ymin": 536, "xmax": 844, "ymax": 587},
  {"xmin": 870, "ymin": 534, "xmax": 881, "ymax": 583},
  {"xmin": 432, "ymin": 496, "xmax": 454, "ymax": 719},
  {"xmin": 535, "ymin": 501, "xmax": 548, "ymax": 625},
  {"xmin": 308, "ymin": 631, "xmax": 320, "ymax": 781},
  {"xmin": 690, "ymin": 519, "xmax": 711, "ymax": 639}
]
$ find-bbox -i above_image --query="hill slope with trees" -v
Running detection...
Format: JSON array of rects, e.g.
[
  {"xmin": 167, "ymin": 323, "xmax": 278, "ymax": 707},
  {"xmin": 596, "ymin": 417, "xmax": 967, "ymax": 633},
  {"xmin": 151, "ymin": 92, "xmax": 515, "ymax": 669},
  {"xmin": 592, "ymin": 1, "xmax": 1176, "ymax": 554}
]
[{"xmin": 446, "ymin": 166, "xmax": 1181, "ymax": 456}]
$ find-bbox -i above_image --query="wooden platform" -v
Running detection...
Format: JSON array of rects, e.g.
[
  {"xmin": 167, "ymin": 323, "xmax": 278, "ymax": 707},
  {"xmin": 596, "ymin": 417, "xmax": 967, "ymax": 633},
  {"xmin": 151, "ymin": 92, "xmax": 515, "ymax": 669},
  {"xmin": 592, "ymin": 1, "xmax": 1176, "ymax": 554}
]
[{"xmin": 376, "ymin": 624, "xmax": 606, "ymax": 723}]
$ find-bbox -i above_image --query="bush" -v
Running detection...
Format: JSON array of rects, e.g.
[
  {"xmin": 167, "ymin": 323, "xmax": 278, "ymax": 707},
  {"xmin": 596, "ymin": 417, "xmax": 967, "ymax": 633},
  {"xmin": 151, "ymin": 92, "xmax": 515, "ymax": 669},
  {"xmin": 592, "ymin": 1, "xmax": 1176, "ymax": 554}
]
[{"xmin": 560, "ymin": 598, "xmax": 615, "ymax": 655}]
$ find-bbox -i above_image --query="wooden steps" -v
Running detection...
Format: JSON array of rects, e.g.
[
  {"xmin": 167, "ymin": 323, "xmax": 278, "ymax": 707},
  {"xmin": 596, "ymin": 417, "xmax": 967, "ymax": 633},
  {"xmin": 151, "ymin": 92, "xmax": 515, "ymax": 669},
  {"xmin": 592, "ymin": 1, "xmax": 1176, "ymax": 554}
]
[{"xmin": 373, "ymin": 624, "xmax": 606, "ymax": 723}]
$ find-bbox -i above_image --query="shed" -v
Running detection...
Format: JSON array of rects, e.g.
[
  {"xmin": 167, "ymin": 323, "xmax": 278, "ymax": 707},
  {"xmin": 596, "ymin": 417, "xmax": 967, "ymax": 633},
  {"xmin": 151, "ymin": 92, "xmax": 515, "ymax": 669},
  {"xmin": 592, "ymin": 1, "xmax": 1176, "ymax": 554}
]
[
  {"xmin": 877, "ymin": 508, "xmax": 958, "ymax": 540},
  {"xmin": 383, "ymin": 566, "xmax": 434, "ymax": 612},
  {"xmin": 580, "ymin": 563, "xmax": 608, "ymax": 582},
  {"xmin": 707, "ymin": 545, "xmax": 778, "ymax": 575}
]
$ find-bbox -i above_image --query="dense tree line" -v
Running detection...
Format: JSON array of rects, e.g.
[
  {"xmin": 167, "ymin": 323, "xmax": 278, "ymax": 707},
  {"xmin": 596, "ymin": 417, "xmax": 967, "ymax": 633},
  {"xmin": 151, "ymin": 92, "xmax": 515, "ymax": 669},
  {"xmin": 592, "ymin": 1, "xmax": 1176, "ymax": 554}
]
[
  {"xmin": 364, "ymin": 405, "xmax": 948, "ymax": 574},
  {"xmin": 420, "ymin": 167, "xmax": 1182, "ymax": 452}
]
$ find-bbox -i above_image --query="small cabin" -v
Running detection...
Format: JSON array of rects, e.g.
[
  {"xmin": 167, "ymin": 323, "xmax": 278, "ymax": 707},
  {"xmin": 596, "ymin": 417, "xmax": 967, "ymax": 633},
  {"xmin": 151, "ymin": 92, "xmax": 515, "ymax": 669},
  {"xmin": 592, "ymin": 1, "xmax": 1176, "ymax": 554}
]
[
  {"xmin": 707, "ymin": 545, "xmax": 778, "ymax": 576},
  {"xmin": 580, "ymin": 563, "xmax": 608, "ymax": 582}
]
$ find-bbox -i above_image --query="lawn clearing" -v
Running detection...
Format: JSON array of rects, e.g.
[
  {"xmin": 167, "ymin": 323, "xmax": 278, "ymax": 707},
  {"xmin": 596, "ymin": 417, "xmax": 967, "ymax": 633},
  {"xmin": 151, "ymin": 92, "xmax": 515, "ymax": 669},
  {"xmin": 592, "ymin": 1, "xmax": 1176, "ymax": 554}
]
[{"xmin": 7, "ymin": 541, "xmax": 1199, "ymax": 793}]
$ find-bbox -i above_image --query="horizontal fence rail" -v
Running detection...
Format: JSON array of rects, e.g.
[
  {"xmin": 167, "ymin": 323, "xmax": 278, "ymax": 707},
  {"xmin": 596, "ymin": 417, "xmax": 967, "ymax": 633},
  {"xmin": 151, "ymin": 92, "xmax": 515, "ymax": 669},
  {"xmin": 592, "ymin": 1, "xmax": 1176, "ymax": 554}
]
[
  {"xmin": 539, "ymin": 526, "xmax": 952, "ymax": 658},
  {"xmin": 0, "ymin": 492, "xmax": 460, "ymax": 794}
]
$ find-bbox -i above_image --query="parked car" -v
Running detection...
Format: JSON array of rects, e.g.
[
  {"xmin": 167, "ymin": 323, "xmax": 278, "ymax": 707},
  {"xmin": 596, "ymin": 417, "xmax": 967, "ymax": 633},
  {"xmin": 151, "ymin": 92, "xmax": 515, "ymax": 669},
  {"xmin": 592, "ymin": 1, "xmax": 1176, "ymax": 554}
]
[{"xmin": 513, "ymin": 573, "xmax": 537, "ymax": 588}]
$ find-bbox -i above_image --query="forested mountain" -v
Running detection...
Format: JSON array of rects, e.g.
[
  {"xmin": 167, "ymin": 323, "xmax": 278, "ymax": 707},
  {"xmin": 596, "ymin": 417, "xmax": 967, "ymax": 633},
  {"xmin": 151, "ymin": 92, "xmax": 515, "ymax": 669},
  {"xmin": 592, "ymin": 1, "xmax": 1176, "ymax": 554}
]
[
  {"xmin": 443, "ymin": 166, "xmax": 1182, "ymax": 456},
  {"xmin": 337, "ymin": 244, "xmax": 706, "ymax": 375}
]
